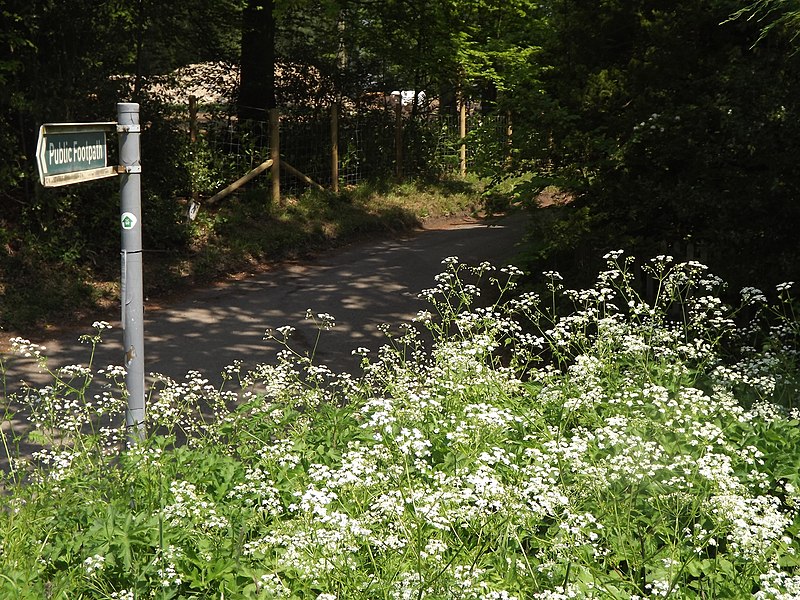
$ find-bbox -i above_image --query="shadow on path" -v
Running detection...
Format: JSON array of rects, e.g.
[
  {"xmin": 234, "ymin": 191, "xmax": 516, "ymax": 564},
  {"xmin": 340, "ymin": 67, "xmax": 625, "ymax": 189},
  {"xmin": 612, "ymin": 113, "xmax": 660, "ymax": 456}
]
[{"xmin": 1, "ymin": 212, "xmax": 530, "ymax": 451}]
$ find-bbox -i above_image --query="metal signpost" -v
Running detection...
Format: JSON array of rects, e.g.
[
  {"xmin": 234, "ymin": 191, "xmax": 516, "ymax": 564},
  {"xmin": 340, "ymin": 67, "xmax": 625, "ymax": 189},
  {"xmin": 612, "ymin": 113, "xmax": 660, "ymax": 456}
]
[
  {"xmin": 117, "ymin": 103, "xmax": 145, "ymax": 443},
  {"xmin": 36, "ymin": 103, "xmax": 146, "ymax": 445}
]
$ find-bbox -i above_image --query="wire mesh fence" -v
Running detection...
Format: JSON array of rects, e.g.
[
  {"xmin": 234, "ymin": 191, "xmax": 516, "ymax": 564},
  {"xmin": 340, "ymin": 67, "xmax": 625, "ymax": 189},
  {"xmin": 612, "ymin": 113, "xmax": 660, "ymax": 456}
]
[{"xmin": 194, "ymin": 106, "xmax": 508, "ymax": 198}]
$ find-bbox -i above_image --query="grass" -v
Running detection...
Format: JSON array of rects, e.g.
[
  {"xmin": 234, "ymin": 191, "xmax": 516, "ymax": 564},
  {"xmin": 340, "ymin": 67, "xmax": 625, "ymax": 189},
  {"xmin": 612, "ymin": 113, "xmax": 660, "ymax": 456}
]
[{"xmin": 0, "ymin": 252, "xmax": 798, "ymax": 598}]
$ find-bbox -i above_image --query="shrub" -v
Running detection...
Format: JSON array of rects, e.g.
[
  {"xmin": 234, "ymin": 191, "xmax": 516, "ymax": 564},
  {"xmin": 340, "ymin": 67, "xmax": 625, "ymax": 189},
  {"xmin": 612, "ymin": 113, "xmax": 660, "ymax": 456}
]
[{"xmin": 1, "ymin": 254, "xmax": 798, "ymax": 598}]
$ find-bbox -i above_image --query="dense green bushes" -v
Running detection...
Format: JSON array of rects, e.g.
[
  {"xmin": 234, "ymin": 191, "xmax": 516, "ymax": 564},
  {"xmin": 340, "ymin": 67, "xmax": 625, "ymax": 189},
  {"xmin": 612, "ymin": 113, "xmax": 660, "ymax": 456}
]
[{"xmin": 508, "ymin": 1, "xmax": 800, "ymax": 294}]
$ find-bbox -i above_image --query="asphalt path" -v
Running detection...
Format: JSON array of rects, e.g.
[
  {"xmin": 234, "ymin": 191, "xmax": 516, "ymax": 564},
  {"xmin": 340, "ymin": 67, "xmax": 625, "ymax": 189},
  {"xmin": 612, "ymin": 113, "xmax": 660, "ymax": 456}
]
[{"xmin": 2, "ymin": 212, "xmax": 529, "ymax": 394}]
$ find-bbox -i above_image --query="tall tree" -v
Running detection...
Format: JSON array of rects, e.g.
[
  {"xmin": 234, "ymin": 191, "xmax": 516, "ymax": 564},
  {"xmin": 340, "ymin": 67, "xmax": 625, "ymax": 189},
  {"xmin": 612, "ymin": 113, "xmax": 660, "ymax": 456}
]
[
  {"xmin": 525, "ymin": 0, "xmax": 800, "ymax": 289},
  {"xmin": 0, "ymin": 4, "xmax": 36, "ymax": 194},
  {"xmin": 239, "ymin": 0, "xmax": 277, "ymax": 119}
]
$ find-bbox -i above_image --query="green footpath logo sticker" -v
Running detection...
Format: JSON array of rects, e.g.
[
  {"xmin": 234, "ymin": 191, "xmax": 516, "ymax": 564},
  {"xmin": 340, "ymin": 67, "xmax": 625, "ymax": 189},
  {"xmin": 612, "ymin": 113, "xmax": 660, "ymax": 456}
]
[{"xmin": 121, "ymin": 212, "xmax": 137, "ymax": 230}]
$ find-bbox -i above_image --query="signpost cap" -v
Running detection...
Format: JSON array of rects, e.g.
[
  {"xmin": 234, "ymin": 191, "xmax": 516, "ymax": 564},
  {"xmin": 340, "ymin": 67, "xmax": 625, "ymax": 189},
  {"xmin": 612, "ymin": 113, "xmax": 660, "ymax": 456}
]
[{"xmin": 117, "ymin": 103, "xmax": 140, "ymax": 128}]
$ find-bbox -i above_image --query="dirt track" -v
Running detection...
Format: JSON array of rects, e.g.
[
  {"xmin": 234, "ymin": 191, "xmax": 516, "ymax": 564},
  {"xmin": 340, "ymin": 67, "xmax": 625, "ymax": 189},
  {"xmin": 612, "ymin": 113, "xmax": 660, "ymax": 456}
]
[{"xmin": 2, "ymin": 212, "xmax": 529, "ymax": 391}]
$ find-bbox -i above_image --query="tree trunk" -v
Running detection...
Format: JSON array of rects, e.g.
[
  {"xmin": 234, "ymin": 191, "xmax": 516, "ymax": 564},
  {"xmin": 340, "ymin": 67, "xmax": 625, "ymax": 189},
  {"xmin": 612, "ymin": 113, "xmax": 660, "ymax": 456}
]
[{"xmin": 238, "ymin": 0, "xmax": 276, "ymax": 120}]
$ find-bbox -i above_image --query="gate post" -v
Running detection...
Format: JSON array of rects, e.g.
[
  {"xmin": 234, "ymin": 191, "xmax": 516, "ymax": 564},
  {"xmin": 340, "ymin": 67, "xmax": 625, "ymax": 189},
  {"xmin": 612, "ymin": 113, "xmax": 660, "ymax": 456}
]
[
  {"xmin": 331, "ymin": 102, "xmax": 339, "ymax": 193},
  {"xmin": 269, "ymin": 108, "xmax": 281, "ymax": 205}
]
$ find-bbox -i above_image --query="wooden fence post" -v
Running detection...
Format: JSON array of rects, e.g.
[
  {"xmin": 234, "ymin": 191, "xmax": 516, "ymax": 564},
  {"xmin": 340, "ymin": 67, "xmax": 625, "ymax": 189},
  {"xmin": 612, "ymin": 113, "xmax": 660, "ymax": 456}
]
[
  {"xmin": 188, "ymin": 95, "xmax": 198, "ymax": 143},
  {"xmin": 331, "ymin": 102, "xmax": 339, "ymax": 193},
  {"xmin": 459, "ymin": 96, "xmax": 467, "ymax": 178},
  {"xmin": 187, "ymin": 95, "xmax": 200, "ymax": 218},
  {"xmin": 394, "ymin": 99, "xmax": 403, "ymax": 179},
  {"xmin": 269, "ymin": 108, "xmax": 281, "ymax": 206},
  {"xmin": 206, "ymin": 159, "xmax": 275, "ymax": 205},
  {"xmin": 282, "ymin": 161, "xmax": 326, "ymax": 192},
  {"xmin": 505, "ymin": 109, "xmax": 513, "ymax": 169}
]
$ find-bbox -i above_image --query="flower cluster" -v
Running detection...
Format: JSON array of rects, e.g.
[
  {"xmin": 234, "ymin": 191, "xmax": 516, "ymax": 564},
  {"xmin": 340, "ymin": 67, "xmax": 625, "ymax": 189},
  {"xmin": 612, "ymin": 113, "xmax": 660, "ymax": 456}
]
[
  {"xmin": 83, "ymin": 553, "xmax": 105, "ymax": 576},
  {"xmin": 9, "ymin": 337, "xmax": 46, "ymax": 359},
  {"xmin": 162, "ymin": 480, "xmax": 229, "ymax": 530},
  {"xmin": 2, "ymin": 253, "xmax": 798, "ymax": 598}
]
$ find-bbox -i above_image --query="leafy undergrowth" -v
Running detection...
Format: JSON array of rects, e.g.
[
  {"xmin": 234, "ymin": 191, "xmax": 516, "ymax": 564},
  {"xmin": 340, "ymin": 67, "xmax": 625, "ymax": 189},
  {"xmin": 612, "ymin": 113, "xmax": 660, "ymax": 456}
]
[{"xmin": 1, "ymin": 253, "xmax": 799, "ymax": 599}]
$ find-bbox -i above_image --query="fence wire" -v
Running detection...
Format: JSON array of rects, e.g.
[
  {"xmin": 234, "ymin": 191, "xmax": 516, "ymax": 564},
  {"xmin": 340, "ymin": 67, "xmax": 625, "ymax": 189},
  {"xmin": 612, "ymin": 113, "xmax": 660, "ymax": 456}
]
[{"xmin": 198, "ymin": 108, "xmax": 507, "ymax": 198}]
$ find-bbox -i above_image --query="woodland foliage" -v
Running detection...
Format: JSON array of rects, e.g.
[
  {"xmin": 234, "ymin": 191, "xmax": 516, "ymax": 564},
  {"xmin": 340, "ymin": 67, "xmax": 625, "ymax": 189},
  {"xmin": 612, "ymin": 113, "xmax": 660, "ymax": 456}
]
[{"xmin": 1, "ymin": 0, "xmax": 799, "ymax": 326}]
